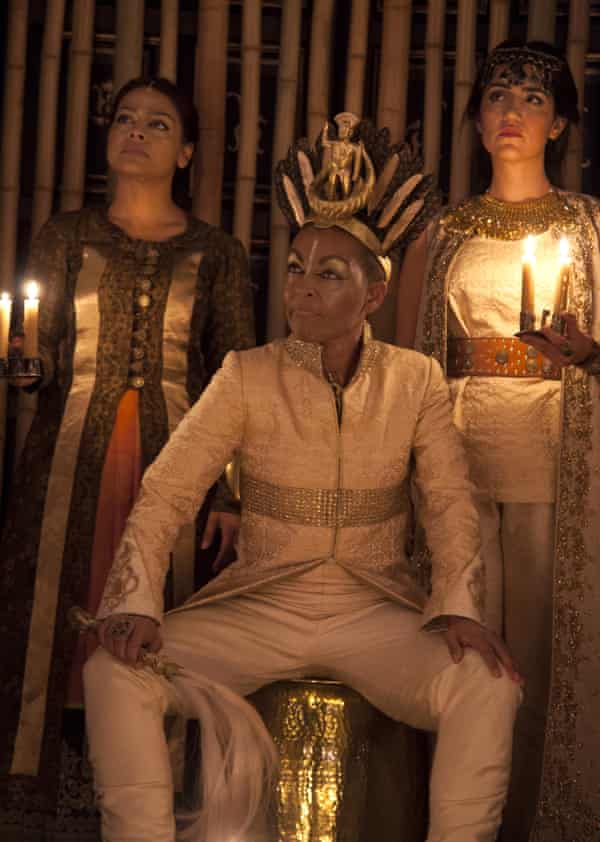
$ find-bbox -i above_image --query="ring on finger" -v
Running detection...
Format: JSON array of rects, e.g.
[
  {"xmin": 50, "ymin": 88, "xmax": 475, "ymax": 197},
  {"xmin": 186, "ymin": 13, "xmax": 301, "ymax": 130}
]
[{"xmin": 108, "ymin": 618, "xmax": 135, "ymax": 639}]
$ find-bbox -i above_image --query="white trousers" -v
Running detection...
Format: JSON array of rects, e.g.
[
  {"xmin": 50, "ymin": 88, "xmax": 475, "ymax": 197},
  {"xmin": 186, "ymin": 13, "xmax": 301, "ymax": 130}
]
[
  {"xmin": 84, "ymin": 563, "xmax": 520, "ymax": 842},
  {"xmin": 477, "ymin": 501, "xmax": 554, "ymax": 842}
]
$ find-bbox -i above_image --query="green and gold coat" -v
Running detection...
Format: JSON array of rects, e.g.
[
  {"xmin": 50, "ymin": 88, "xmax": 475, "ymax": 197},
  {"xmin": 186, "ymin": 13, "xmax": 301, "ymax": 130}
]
[
  {"xmin": 0, "ymin": 207, "xmax": 255, "ymax": 827},
  {"xmin": 417, "ymin": 191, "xmax": 600, "ymax": 841}
]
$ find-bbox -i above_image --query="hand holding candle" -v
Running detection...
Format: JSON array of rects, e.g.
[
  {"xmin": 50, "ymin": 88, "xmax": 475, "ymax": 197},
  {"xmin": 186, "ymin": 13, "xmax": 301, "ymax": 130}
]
[
  {"xmin": 520, "ymin": 236, "xmax": 536, "ymax": 330},
  {"xmin": 551, "ymin": 237, "xmax": 571, "ymax": 333},
  {"xmin": 23, "ymin": 281, "xmax": 40, "ymax": 358},
  {"xmin": 0, "ymin": 293, "xmax": 12, "ymax": 359}
]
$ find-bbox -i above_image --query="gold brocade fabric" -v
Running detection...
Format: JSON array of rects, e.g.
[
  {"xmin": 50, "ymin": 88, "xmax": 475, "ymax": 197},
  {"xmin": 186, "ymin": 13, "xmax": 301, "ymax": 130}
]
[
  {"xmin": 443, "ymin": 190, "xmax": 580, "ymax": 241},
  {"xmin": 417, "ymin": 191, "xmax": 600, "ymax": 840}
]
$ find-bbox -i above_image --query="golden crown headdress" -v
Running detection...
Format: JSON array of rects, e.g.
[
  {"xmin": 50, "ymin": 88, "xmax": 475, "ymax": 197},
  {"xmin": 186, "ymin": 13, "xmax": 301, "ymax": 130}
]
[{"xmin": 274, "ymin": 114, "xmax": 441, "ymax": 283}]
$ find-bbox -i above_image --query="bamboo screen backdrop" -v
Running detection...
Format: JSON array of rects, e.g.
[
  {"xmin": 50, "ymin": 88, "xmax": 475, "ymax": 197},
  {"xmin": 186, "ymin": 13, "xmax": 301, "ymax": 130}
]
[{"xmin": 0, "ymin": 0, "xmax": 599, "ymax": 511}]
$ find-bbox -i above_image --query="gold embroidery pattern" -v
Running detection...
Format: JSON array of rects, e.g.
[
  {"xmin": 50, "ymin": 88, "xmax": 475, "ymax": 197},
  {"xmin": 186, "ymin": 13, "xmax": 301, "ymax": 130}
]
[
  {"xmin": 283, "ymin": 329, "xmax": 382, "ymax": 384},
  {"xmin": 531, "ymin": 196, "xmax": 600, "ymax": 840},
  {"xmin": 443, "ymin": 191, "xmax": 580, "ymax": 242},
  {"xmin": 241, "ymin": 473, "xmax": 408, "ymax": 528}
]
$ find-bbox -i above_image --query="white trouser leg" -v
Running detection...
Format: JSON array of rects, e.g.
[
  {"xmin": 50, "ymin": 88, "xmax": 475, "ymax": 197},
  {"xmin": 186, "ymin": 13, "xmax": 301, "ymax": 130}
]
[
  {"xmin": 500, "ymin": 503, "xmax": 554, "ymax": 841},
  {"xmin": 317, "ymin": 597, "xmax": 521, "ymax": 842},
  {"xmin": 84, "ymin": 648, "xmax": 179, "ymax": 842}
]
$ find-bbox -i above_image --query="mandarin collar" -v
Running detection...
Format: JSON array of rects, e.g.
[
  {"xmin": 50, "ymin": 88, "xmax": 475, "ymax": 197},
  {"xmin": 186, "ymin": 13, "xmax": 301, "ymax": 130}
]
[{"xmin": 283, "ymin": 322, "xmax": 380, "ymax": 386}]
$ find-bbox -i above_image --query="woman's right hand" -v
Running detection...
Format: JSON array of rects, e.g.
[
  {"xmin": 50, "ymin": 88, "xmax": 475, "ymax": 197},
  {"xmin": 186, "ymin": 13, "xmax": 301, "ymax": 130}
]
[
  {"xmin": 98, "ymin": 613, "xmax": 163, "ymax": 665},
  {"xmin": 7, "ymin": 336, "xmax": 41, "ymax": 388}
]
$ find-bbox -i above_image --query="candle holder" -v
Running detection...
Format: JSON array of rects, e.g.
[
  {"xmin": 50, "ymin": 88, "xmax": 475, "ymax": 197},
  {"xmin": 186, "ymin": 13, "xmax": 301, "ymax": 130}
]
[
  {"xmin": 520, "ymin": 311, "xmax": 536, "ymax": 332},
  {"xmin": 0, "ymin": 354, "xmax": 42, "ymax": 379}
]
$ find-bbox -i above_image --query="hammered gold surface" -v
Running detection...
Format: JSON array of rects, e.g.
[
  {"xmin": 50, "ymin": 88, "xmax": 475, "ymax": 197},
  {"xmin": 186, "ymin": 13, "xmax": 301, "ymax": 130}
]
[{"xmin": 250, "ymin": 680, "xmax": 428, "ymax": 842}]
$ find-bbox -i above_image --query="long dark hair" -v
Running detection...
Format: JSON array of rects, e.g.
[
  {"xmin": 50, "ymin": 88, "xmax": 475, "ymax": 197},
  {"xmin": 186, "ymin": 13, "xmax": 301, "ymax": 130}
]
[
  {"xmin": 465, "ymin": 41, "xmax": 580, "ymax": 192},
  {"xmin": 110, "ymin": 76, "xmax": 199, "ymax": 145}
]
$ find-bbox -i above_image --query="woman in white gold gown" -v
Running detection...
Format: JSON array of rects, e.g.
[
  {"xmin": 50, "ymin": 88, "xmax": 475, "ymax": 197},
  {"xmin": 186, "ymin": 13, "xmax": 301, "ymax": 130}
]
[{"xmin": 396, "ymin": 41, "xmax": 600, "ymax": 842}]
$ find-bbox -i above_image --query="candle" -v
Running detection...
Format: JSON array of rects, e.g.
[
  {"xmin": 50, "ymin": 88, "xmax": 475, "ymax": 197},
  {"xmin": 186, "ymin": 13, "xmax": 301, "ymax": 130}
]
[
  {"xmin": 552, "ymin": 237, "xmax": 571, "ymax": 322},
  {"xmin": 0, "ymin": 293, "xmax": 12, "ymax": 358},
  {"xmin": 521, "ymin": 236, "xmax": 536, "ymax": 329},
  {"xmin": 23, "ymin": 281, "xmax": 40, "ymax": 358}
]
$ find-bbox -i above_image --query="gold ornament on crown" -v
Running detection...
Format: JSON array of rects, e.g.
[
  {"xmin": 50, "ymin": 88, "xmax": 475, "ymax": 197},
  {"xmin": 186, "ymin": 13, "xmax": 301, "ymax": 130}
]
[{"xmin": 276, "ymin": 112, "xmax": 440, "ymax": 284}]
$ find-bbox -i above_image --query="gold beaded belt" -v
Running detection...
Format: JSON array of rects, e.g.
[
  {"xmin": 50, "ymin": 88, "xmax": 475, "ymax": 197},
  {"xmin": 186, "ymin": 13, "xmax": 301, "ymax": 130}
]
[
  {"xmin": 447, "ymin": 337, "xmax": 561, "ymax": 380},
  {"xmin": 240, "ymin": 472, "xmax": 408, "ymax": 528}
]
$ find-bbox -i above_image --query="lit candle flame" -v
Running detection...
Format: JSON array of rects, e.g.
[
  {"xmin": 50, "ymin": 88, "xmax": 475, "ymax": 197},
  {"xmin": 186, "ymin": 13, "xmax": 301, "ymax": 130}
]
[
  {"xmin": 25, "ymin": 280, "xmax": 40, "ymax": 300},
  {"xmin": 559, "ymin": 236, "xmax": 571, "ymax": 264},
  {"xmin": 523, "ymin": 235, "xmax": 537, "ymax": 263},
  {"xmin": 1, "ymin": 292, "xmax": 10, "ymax": 302}
]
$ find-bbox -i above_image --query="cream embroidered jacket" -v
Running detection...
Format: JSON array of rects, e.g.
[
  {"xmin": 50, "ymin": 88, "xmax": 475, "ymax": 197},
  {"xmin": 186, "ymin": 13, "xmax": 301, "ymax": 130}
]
[{"xmin": 98, "ymin": 335, "xmax": 484, "ymax": 628}]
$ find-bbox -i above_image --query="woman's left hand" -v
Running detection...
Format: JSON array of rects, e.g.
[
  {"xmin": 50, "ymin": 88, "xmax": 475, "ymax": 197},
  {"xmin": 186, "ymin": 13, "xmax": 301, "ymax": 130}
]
[
  {"xmin": 201, "ymin": 510, "xmax": 240, "ymax": 571},
  {"xmin": 524, "ymin": 313, "xmax": 595, "ymax": 368}
]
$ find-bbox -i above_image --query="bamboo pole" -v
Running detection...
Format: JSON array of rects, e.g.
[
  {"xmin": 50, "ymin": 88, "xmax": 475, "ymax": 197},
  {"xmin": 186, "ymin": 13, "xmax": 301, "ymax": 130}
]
[
  {"xmin": 114, "ymin": 0, "xmax": 145, "ymax": 94},
  {"xmin": 344, "ymin": 0, "xmax": 370, "ymax": 116},
  {"xmin": 488, "ymin": 0, "xmax": 510, "ymax": 50},
  {"xmin": 159, "ymin": 0, "xmax": 179, "ymax": 82},
  {"xmin": 59, "ymin": 0, "xmax": 95, "ymax": 212},
  {"xmin": 267, "ymin": 0, "xmax": 302, "ymax": 340},
  {"xmin": 0, "ymin": 0, "xmax": 29, "ymax": 505},
  {"xmin": 423, "ymin": 0, "xmax": 446, "ymax": 178},
  {"xmin": 377, "ymin": 0, "xmax": 413, "ymax": 143},
  {"xmin": 0, "ymin": 0, "xmax": 29, "ymax": 295},
  {"xmin": 449, "ymin": 0, "xmax": 477, "ymax": 203},
  {"xmin": 232, "ymin": 0, "xmax": 262, "ymax": 253},
  {"xmin": 192, "ymin": 0, "xmax": 230, "ymax": 225},
  {"xmin": 564, "ymin": 0, "xmax": 590, "ymax": 192},
  {"xmin": 31, "ymin": 0, "xmax": 67, "ymax": 239},
  {"xmin": 307, "ymin": 0, "xmax": 335, "ymax": 142},
  {"xmin": 527, "ymin": 0, "xmax": 557, "ymax": 43}
]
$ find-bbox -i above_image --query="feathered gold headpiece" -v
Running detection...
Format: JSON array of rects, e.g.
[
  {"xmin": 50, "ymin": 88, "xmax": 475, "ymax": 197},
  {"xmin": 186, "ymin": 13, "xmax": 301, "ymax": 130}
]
[{"xmin": 274, "ymin": 114, "xmax": 441, "ymax": 283}]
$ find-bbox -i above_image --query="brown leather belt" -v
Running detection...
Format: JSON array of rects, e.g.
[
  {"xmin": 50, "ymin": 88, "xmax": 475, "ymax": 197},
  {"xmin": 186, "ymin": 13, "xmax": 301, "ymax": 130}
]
[{"xmin": 447, "ymin": 337, "xmax": 561, "ymax": 380}]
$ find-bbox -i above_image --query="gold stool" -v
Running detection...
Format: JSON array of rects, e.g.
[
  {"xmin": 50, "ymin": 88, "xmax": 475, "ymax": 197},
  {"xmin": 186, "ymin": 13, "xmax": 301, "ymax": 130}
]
[{"xmin": 249, "ymin": 679, "xmax": 428, "ymax": 842}]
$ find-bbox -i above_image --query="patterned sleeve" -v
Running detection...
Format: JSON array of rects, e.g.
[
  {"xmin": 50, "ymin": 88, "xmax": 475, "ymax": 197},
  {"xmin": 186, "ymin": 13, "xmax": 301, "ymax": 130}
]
[
  {"xmin": 412, "ymin": 357, "xmax": 485, "ymax": 628},
  {"xmin": 19, "ymin": 214, "xmax": 74, "ymax": 388},
  {"xmin": 98, "ymin": 350, "xmax": 246, "ymax": 621}
]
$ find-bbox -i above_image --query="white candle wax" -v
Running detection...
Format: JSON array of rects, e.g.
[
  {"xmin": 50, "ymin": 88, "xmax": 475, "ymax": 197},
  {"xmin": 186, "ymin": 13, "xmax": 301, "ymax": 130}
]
[
  {"xmin": 0, "ymin": 292, "xmax": 12, "ymax": 358},
  {"xmin": 23, "ymin": 281, "xmax": 40, "ymax": 358}
]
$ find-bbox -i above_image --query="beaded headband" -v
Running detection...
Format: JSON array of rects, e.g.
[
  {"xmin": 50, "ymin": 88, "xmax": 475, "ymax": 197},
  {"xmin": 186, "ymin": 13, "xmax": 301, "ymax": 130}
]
[
  {"xmin": 480, "ymin": 46, "xmax": 565, "ymax": 95},
  {"xmin": 274, "ymin": 114, "xmax": 440, "ymax": 284}
]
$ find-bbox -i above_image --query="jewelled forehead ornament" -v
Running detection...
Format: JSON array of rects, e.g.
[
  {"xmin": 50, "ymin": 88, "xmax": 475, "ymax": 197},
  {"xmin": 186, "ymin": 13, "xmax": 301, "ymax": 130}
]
[
  {"xmin": 274, "ymin": 113, "xmax": 440, "ymax": 284},
  {"xmin": 480, "ymin": 46, "xmax": 565, "ymax": 96}
]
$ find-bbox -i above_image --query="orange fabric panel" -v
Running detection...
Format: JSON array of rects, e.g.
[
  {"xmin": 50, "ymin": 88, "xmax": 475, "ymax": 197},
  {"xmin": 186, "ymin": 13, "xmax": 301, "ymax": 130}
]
[{"xmin": 67, "ymin": 390, "xmax": 143, "ymax": 705}]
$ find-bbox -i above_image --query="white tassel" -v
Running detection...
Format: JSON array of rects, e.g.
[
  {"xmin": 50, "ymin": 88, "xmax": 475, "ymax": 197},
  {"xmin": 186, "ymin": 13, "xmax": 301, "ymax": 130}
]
[
  {"xmin": 381, "ymin": 199, "xmax": 424, "ymax": 253},
  {"xmin": 283, "ymin": 174, "xmax": 306, "ymax": 226},
  {"xmin": 376, "ymin": 173, "xmax": 424, "ymax": 229},
  {"xmin": 175, "ymin": 674, "xmax": 278, "ymax": 842}
]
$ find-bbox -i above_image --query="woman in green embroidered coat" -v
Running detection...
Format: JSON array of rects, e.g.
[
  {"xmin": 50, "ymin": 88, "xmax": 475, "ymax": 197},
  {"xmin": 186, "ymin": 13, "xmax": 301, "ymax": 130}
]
[
  {"xmin": 395, "ymin": 42, "xmax": 600, "ymax": 842},
  {"xmin": 0, "ymin": 77, "xmax": 255, "ymax": 840}
]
